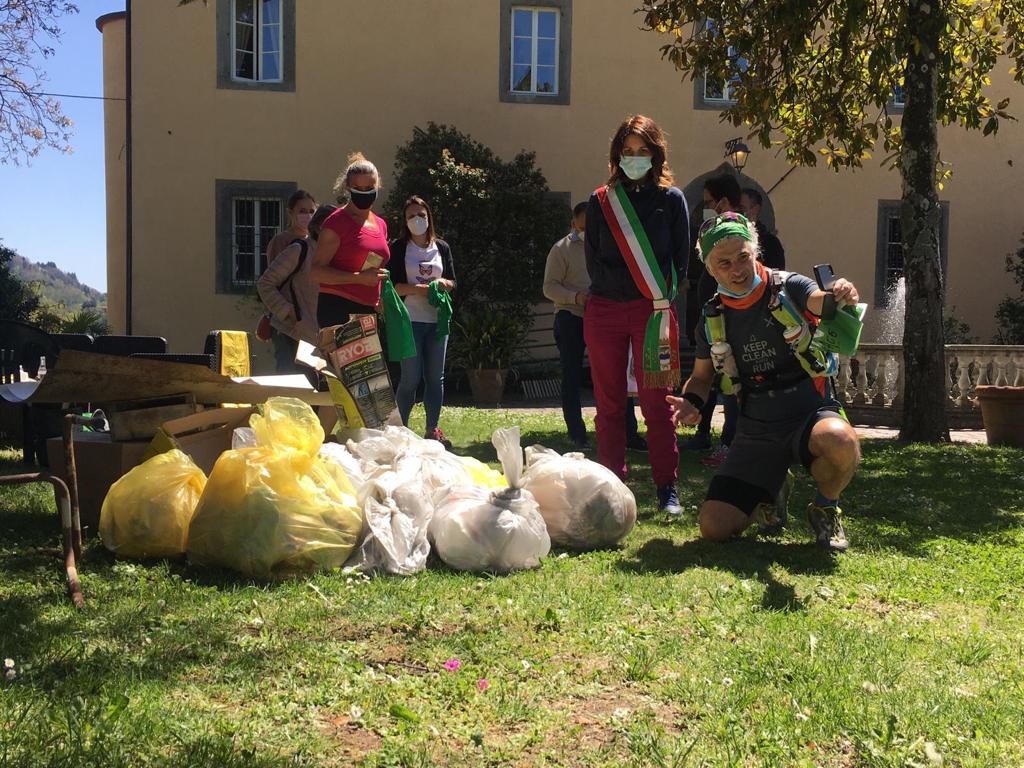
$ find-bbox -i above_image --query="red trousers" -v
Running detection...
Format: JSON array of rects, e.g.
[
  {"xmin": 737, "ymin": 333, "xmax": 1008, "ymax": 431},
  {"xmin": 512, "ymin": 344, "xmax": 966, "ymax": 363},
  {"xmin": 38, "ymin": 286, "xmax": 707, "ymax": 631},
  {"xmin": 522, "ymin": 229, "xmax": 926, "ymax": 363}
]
[{"xmin": 584, "ymin": 295, "xmax": 679, "ymax": 486}]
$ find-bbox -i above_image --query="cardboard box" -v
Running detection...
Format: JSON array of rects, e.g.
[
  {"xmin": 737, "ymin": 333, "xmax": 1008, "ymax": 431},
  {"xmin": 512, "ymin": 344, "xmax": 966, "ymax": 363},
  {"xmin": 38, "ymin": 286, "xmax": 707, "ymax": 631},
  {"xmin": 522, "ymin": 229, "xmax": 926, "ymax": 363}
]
[
  {"xmin": 46, "ymin": 406, "xmax": 254, "ymax": 533},
  {"xmin": 46, "ymin": 433, "xmax": 150, "ymax": 532}
]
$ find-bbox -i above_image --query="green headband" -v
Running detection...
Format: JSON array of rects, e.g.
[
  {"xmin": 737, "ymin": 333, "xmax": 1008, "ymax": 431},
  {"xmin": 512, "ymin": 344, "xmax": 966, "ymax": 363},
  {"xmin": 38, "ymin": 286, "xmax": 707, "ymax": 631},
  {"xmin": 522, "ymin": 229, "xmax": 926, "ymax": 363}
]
[{"xmin": 699, "ymin": 215, "xmax": 754, "ymax": 262}]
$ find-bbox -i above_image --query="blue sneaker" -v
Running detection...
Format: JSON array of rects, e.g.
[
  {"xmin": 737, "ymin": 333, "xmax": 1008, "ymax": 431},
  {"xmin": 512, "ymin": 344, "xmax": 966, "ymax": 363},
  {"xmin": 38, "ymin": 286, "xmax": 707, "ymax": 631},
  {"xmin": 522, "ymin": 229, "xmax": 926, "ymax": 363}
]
[{"xmin": 657, "ymin": 485, "xmax": 682, "ymax": 516}]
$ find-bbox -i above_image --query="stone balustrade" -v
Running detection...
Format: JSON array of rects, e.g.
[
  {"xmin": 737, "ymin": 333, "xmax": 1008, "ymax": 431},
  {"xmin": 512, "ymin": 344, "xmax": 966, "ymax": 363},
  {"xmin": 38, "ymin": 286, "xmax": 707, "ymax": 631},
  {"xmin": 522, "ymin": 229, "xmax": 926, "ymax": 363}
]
[{"xmin": 836, "ymin": 344, "xmax": 1024, "ymax": 428}]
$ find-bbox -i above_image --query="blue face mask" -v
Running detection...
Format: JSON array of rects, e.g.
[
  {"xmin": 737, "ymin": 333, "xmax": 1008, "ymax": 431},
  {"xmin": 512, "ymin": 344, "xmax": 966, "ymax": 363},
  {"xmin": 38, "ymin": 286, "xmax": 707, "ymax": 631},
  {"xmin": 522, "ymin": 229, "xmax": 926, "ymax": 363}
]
[
  {"xmin": 717, "ymin": 270, "xmax": 763, "ymax": 299},
  {"xmin": 619, "ymin": 155, "xmax": 653, "ymax": 181}
]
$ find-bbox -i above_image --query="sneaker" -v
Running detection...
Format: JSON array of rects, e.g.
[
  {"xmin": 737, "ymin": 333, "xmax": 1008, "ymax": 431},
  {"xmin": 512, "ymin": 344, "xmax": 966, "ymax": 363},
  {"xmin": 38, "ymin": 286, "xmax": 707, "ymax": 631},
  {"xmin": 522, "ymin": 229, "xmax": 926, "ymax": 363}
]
[
  {"xmin": 754, "ymin": 469, "xmax": 794, "ymax": 535},
  {"xmin": 683, "ymin": 434, "xmax": 712, "ymax": 450},
  {"xmin": 571, "ymin": 434, "xmax": 589, "ymax": 450},
  {"xmin": 752, "ymin": 503, "xmax": 786, "ymax": 536},
  {"xmin": 806, "ymin": 503, "xmax": 849, "ymax": 552},
  {"xmin": 700, "ymin": 445, "xmax": 730, "ymax": 467},
  {"xmin": 425, "ymin": 427, "xmax": 453, "ymax": 451},
  {"xmin": 626, "ymin": 435, "xmax": 648, "ymax": 451},
  {"xmin": 657, "ymin": 485, "xmax": 682, "ymax": 516}
]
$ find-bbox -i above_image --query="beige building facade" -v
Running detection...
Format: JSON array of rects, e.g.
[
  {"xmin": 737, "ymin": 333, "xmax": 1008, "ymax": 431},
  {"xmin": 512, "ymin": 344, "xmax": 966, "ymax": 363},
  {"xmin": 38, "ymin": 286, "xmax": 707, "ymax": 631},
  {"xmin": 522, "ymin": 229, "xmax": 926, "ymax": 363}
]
[{"xmin": 98, "ymin": 1, "xmax": 1023, "ymax": 359}]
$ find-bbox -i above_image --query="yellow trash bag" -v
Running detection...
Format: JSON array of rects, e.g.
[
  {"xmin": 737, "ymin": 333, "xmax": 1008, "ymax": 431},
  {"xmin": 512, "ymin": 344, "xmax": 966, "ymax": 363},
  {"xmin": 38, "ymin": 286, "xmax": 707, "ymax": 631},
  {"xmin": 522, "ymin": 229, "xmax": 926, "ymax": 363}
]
[
  {"xmin": 186, "ymin": 397, "xmax": 362, "ymax": 579},
  {"xmin": 460, "ymin": 456, "xmax": 506, "ymax": 489},
  {"xmin": 100, "ymin": 449, "xmax": 206, "ymax": 559}
]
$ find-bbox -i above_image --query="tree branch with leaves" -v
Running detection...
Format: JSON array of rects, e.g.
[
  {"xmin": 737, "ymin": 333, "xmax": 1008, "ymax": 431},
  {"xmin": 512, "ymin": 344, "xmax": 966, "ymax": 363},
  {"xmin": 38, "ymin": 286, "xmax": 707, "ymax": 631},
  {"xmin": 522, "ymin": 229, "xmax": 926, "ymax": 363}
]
[
  {"xmin": 640, "ymin": 0, "xmax": 1023, "ymax": 442},
  {"xmin": 0, "ymin": 1, "xmax": 78, "ymax": 164}
]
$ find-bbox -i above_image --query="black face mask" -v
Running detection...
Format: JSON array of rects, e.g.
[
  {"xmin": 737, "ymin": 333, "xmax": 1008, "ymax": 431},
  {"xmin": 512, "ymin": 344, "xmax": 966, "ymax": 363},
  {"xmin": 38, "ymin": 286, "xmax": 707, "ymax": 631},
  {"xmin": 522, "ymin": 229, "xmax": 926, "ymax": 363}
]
[{"xmin": 350, "ymin": 189, "xmax": 377, "ymax": 210}]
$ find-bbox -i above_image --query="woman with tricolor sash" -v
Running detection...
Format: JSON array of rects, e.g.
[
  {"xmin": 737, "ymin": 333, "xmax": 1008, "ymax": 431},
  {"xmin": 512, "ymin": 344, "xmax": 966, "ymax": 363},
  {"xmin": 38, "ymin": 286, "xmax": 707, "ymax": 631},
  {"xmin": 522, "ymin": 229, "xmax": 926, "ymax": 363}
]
[{"xmin": 584, "ymin": 114, "xmax": 689, "ymax": 515}]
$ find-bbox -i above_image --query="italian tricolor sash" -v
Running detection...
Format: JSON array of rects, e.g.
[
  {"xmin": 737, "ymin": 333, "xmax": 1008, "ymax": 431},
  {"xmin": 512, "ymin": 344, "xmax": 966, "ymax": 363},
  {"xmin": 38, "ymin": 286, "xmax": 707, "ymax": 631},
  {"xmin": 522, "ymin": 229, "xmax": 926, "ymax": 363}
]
[{"xmin": 596, "ymin": 184, "xmax": 680, "ymax": 388}]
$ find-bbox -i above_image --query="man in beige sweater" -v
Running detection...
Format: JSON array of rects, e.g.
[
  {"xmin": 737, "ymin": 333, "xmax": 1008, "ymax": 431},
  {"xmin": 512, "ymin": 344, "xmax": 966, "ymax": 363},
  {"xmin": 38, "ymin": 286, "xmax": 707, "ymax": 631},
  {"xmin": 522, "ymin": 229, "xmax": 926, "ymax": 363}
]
[{"xmin": 543, "ymin": 203, "xmax": 644, "ymax": 450}]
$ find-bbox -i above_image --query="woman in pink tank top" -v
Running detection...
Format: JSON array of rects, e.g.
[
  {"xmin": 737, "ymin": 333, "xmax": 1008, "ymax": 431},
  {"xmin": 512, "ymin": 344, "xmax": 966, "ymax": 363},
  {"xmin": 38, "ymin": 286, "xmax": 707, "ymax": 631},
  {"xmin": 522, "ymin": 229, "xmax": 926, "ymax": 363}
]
[{"xmin": 312, "ymin": 152, "xmax": 391, "ymax": 328}]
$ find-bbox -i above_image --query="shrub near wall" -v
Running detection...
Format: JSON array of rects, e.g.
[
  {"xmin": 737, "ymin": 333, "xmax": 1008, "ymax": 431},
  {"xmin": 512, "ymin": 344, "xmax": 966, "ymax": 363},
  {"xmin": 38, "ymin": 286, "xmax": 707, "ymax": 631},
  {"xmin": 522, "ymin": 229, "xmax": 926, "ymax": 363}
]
[{"xmin": 384, "ymin": 124, "xmax": 569, "ymax": 359}]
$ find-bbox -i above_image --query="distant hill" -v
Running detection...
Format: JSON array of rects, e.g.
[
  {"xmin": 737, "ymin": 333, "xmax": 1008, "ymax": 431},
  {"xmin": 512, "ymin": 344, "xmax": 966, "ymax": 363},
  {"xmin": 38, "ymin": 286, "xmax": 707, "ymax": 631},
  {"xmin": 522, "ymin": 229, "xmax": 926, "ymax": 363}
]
[{"xmin": 10, "ymin": 254, "xmax": 106, "ymax": 312}]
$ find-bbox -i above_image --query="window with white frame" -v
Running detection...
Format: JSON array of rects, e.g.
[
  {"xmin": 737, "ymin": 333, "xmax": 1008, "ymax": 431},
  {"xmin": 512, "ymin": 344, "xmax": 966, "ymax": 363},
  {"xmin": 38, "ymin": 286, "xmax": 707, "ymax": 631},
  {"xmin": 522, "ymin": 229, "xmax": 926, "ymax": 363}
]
[
  {"xmin": 233, "ymin": 0, "xmax": 282, "ymax": 82},
  {"xmin": 699, "ymin": 20, "xmax": 747, "ymax": 105},
  {"xmin": 893, "ymin": 82, "xmax": 906, "ymax": 107},
  {"xmin": 231, "ymin": 196, "xmax": 282, "ymax": 286},
  {"xmin": 510, "ymin": 7, "xmax": 559, "ymax": 94}
]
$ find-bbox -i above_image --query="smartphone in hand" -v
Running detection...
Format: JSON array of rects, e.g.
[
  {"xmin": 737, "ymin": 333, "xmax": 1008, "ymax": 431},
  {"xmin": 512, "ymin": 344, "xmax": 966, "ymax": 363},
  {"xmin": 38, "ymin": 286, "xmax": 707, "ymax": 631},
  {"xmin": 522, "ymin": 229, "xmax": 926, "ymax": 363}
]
[{"xmin": 813, "ymin": 263, "xmax": 837, "ymax": 320}]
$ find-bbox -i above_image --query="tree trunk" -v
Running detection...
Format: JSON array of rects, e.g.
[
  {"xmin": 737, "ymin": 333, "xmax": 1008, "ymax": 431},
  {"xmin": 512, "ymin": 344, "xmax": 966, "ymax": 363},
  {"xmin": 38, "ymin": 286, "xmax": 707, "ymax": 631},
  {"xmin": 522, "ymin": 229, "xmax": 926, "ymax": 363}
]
[{"xmin": 898, "ymin": 0, "xmax": 950, "ymax": 443}]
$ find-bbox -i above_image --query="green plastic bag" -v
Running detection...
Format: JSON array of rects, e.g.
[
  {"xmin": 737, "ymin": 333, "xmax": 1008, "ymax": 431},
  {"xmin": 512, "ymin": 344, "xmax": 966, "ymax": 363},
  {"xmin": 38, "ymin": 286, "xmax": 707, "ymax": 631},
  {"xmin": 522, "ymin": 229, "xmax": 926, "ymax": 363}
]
[{"xmin": 812, "ymin": 303, "xmax": 867, "ymax": 356}]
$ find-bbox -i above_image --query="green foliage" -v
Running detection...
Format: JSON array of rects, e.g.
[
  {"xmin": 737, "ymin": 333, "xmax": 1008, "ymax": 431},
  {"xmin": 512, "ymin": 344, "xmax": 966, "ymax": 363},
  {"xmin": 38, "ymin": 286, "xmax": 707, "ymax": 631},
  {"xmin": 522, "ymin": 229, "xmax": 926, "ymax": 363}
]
[
  {"xmin": 450, "ymin": 305, "xmax": 528, "ymax": 370},
  {"xmin": 639, "ymin": 0, "xmax": 1022, "ymax": 171},
  {"xmin": 0, "ymin": 244, "xmax": 40, "ymax": 322},
  {"xmin": 995, "ymin": 234, "xmax": 1024, "ymax": 343},
  {"xmin": 384, "ymin": 124, "xmax": 569, "ymax": 355},
  {"xmin": 942, "ymin": 306, "xmax": 975, "ymax": 344}
]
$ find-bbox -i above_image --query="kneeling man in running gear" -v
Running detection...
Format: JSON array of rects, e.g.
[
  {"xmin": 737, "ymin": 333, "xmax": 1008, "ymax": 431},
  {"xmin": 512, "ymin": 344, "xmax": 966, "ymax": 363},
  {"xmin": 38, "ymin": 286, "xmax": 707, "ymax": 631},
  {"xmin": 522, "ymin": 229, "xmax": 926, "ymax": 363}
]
[{"xmin": 667, "ymin": 212, "xmax": 861, "ymax": 552}]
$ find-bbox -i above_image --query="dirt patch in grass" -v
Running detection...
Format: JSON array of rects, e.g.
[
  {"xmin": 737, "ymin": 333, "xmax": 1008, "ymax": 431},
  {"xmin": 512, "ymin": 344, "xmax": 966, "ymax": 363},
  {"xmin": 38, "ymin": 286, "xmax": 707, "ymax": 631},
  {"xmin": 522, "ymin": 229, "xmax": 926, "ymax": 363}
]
[{"xmin": 317, "ymin": 713, "xmax": 383, "ymax": 761}]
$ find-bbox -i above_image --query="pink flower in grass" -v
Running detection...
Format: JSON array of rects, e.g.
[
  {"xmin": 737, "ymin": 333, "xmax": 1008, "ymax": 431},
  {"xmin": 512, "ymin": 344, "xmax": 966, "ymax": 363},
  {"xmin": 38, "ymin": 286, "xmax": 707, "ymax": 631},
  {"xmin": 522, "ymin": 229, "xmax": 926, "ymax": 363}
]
[
  {"xmin": 443, "ymin": 658, "xmax": 462, "ymax": 672},
  {"xmin": 477, "ymin": 678, "xmax": 490, "ymax": 691}
]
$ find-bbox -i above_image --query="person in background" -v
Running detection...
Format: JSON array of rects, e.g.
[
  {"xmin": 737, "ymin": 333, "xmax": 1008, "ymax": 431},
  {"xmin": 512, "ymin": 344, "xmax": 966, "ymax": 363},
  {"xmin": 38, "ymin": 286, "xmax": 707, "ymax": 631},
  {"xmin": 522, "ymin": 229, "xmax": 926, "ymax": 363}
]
[
  {"xmin": 265, "ymin": 189, "xmax": 317, "ymax": 264},
  {"xmin": 689, "ymin": 174, "xmax": 742, "ymax": 466},
  {"xmin": 312, "ymin": 153, "xmax": 390, "ymax": 328},
  {"xmin": 584, "ymin": 114, "xmax": 688, "ymax": 516},
  {"xmin": 389, "ymin": 195, "xmax": 457, "ymax": 448},
  {"xmin": 740, "ymin": 188, "xmax": 785, "ymax": 270},
  {"xmin": 258, "ymin": 203, "xmax": 337, "ymax": 372},
  {"xmin": 543, "ymin": 202, "xmax": 647, "ymax": 451}
]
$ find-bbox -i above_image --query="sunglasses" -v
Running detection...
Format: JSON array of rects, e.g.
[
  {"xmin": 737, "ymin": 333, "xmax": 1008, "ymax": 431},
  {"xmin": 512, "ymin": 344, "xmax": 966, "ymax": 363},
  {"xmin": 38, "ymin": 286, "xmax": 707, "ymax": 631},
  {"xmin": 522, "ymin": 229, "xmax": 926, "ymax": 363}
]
[{"xmin": 698, "ymin": 211, "xmax": 750, "ymax": 239}]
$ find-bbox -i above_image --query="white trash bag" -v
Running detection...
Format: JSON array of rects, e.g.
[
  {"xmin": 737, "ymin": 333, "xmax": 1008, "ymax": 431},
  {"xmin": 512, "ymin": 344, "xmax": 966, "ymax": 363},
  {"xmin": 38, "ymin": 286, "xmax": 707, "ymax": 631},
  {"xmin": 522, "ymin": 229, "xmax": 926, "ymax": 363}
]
[
  {"xmin": 522, "ymin": 446, "xmax": 637, "ymax": 550},
  {"xmin": 429, "ymin": 427, "xmax": 550, "ymax": 573},
  {"xmin": 347, "ymin": 452, "xmax": 433, "ymax": 575}
]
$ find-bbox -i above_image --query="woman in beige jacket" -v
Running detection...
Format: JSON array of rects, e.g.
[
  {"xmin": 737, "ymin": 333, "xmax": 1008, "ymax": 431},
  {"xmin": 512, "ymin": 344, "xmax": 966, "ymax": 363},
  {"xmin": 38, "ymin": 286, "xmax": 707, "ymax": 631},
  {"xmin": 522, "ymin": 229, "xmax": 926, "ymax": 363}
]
[{"xmin": 258, "ymin": 204, "xmax": 337, "ymax": 371}]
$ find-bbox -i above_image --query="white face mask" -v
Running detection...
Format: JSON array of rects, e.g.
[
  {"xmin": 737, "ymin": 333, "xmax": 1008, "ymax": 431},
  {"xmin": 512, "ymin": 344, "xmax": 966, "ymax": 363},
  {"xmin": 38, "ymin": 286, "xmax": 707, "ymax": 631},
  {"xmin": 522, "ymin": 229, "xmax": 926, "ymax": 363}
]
[
  {"xmin": 702, "ymin": 208, "xmax": 718, "ymax": 222},
  {"xmin": 407, "ymin": 215, "xmax": 429, "ymax": 236},
  {"xmin": 619, "ymin": 155, "xmax": 653, "ymax": 181}
]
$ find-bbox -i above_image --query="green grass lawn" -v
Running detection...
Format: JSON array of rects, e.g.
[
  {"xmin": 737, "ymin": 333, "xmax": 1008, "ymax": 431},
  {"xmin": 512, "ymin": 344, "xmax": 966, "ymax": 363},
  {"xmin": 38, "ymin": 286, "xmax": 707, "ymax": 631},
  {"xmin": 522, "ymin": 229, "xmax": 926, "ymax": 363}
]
[{"xmin": 2, "ymin": 407, "xmax": 1023, "ymax": 767}]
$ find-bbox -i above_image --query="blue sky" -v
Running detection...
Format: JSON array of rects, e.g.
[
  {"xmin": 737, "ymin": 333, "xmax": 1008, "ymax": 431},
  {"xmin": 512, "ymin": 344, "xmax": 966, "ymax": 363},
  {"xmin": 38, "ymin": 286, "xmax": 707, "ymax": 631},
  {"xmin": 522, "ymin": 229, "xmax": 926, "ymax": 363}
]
[{"xmin": 0, "ymin": 5, "xmax": 123, "ymax": 292}]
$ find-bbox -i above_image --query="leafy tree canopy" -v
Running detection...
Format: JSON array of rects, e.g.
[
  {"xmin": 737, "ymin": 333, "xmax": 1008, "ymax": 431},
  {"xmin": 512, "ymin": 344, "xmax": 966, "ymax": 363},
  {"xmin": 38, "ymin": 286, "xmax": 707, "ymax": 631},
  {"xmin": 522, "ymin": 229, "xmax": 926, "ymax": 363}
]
[{"xmin": 640, "ymin": 0, "xmax": 1022, "ymax": 170}]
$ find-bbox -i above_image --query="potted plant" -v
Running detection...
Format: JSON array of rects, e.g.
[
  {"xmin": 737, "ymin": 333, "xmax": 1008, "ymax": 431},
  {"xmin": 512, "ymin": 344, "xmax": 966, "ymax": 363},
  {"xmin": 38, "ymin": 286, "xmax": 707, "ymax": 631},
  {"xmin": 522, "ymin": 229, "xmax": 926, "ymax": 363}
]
[{"xmin": 453, "ymin": 306, "xmax": 528, "ymax": 405}]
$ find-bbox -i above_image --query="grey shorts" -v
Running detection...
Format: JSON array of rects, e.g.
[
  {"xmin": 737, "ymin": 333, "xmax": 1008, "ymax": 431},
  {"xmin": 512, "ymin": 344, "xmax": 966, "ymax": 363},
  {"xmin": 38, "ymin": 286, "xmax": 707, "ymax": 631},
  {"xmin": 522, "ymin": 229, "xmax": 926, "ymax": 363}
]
[{"xmin": 711, "ymin": 403, "xmax": 844, "ymax": 502}]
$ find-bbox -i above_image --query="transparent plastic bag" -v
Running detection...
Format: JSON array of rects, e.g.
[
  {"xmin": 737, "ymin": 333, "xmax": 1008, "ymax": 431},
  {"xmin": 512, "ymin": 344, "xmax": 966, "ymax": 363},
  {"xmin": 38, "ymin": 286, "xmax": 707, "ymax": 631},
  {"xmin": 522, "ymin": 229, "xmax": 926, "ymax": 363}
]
[
  {"xmin": 429, "ymin": 427, "xmax": 550, "ymax": 573},
  {"xmin": 522, "ymin": 446, "xmax": 637, "ymax": 549},
  {"xmin": 348, "ymin": 453, "xmax": 433, "ymax": 575},
  {"xmin": 186, "ymin": 398, "xmax": 362, "ymax": 578},
  {"xmin": 100, "ymin": 449, "xmax": 206, "ymax": 559}
]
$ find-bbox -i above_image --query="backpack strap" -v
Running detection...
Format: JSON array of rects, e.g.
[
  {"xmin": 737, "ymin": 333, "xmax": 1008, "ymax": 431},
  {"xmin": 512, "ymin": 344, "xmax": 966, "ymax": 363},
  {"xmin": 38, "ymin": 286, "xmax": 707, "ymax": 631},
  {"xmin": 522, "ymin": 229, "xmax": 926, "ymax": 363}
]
[{"xmin": 282, "ymin": 238, "xmax": 309, "ymax": 322}]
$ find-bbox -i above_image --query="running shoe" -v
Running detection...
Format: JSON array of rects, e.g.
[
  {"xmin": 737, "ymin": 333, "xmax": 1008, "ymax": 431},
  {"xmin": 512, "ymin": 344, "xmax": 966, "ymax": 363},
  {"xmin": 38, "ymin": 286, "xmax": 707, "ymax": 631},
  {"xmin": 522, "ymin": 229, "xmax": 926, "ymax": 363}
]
[
  {"xmin": 657, "ymin": 485, "xmax": 682, "ymax": 516},
  {"xmin": 700, "ymin": 445, "xmax": 730, "ymax": 467},
  {"xmin": 425, "ymin": 427, "xmax": 453, "ymax": 451},
  {"xmin": 754, "ymin": 469, "xmax": 794, "ymax": 535},
  {"xmin": 806, "ymin": 503, "xmax": 849, "ymax": 552}
]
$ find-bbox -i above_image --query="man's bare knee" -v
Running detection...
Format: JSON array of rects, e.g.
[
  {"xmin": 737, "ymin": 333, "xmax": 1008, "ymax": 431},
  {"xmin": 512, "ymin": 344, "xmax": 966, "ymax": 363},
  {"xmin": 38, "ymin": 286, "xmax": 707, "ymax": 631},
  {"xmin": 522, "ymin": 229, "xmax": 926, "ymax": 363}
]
[
  {"xmin": 810, "ymin": 419, "xmax": 860, "ymax": 467},
  {"xmin": 699, "ymin": 501, "xmax": 749, "ymax": 542}
]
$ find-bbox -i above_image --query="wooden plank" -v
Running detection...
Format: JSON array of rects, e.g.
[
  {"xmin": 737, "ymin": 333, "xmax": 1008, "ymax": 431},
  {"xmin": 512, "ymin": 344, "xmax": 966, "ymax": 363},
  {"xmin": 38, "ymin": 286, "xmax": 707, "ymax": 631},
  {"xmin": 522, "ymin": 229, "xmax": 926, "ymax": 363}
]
[{"xmin": 7, "ymin": 350, "xmax": 333, "ymax": 406}]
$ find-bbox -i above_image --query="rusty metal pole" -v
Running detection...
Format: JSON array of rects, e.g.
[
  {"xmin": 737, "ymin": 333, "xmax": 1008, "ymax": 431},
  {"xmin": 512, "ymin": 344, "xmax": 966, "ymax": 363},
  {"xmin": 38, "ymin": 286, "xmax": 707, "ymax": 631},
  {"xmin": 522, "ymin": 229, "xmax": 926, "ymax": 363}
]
[{"xmin": 0, "ymin": 473, "xmax": 84, "ymax": 608}]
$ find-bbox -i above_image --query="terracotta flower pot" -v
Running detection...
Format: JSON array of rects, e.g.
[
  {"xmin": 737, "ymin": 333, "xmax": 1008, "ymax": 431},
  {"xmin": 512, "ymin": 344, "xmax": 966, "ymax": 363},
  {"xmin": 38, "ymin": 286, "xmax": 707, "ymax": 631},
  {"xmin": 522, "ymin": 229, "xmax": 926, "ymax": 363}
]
[
  {"xmin": 467, "ymin": 368, "xmax": 508, "ymax": 405},
  {"xmin": 975, "ymin": 385, "xmax": 1024, "ymax": 448}
]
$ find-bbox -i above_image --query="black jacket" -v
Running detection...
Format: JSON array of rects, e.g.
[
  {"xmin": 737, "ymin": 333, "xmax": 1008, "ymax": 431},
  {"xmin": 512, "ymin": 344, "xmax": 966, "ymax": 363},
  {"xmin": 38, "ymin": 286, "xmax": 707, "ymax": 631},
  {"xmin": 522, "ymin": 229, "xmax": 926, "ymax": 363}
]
[
  {"xmin": 584, "ymin": 183, "xmax": 689, "ymax": 302},
  {"xmin": 756, "ymin": 220, "xmax": 785, "ymax": 270},
  {"xmin": 388, "ymin": 237, "xmax": 457, "ymax": 287}
]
